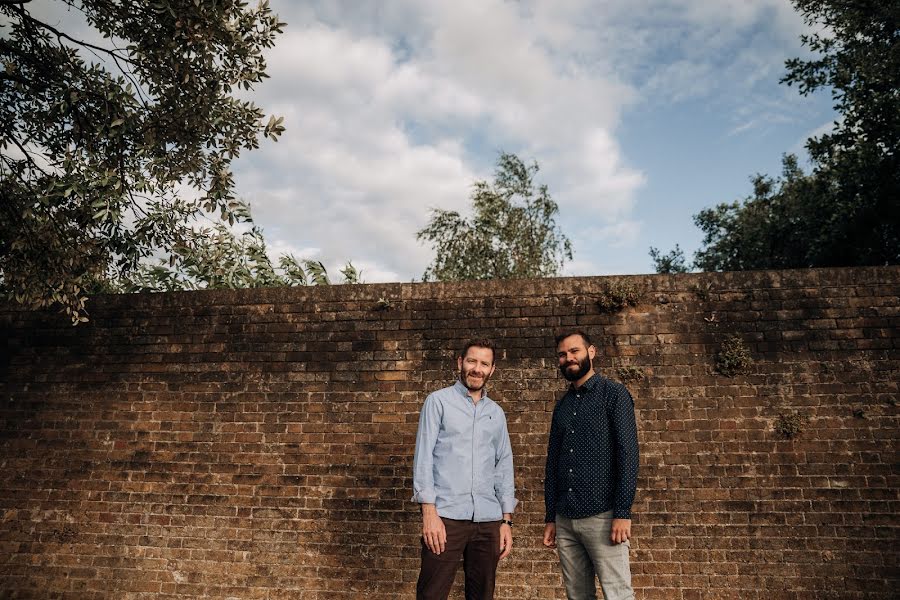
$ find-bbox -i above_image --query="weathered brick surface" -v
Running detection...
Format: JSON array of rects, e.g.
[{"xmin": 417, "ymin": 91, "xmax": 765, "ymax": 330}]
[{"xmin": 0, "ymin": 267, "xmax": 897, "ymax": 599}]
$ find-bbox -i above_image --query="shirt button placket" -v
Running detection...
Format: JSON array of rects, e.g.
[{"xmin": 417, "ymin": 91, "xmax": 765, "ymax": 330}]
[{"xmin": 471, "ymin": 399, "xmax": 477, "ymax": 518}]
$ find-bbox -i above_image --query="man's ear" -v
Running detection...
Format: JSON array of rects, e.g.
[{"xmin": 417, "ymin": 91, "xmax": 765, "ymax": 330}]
[
  {"xmin": 457, "ymin": 356, "xmax": 463, "ymax": 371},
  {"xmin": 588, "ymin": 345, "xmax": 597, "ymax": 361}
]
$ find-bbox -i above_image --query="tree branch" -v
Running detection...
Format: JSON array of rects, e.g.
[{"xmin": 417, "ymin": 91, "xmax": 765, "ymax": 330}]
[
  {"xmin": 10, "ymin": 3, "xmax": 136, "ymax": 67},
  {"xmin": 4, "ymin": 131, "xmax": 50, "ymax": 178}
]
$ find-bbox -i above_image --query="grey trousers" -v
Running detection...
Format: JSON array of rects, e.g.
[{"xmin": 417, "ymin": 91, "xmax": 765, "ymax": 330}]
[{"xmin": 555, "ymin": 512, "xmax": 634, "ymax": 600}]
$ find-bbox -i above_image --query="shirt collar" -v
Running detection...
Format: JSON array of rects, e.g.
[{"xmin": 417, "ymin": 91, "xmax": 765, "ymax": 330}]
[
  {"xmin": 454, "ymin": 379, "xmax": 490, "ymax": 403},
  {"xmin": 569, "ymin": 372, "xmax": 600, "ymax": 394}
]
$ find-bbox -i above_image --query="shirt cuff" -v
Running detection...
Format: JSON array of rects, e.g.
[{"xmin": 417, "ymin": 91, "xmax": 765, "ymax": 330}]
[
  {"xmin": 499, "ymin": 496, "xmax": 518, "ymax": 514},
  {"xmin": 613, "ymin": 508, "xmax": 632, "ymax": 519},
  {"xmin": 412, "ymin": 489, "xmax": 436, "ymax": 504}
]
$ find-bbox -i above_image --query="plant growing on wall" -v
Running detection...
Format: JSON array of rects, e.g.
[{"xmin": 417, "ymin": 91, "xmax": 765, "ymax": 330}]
[
  {"xmin": 615, "ymin": 365, "xmax": 646, "ymax": 383},
  {"xmin": 774, "ymin": 412, "xmax": 804, "ymax": 439},
  {"xmin": 715, "ymin": 334, "xmax": 753, "ymax": 376},
  {"xmin": 595, "ymin": 281, "xmax": 642, "ymax": 313}
]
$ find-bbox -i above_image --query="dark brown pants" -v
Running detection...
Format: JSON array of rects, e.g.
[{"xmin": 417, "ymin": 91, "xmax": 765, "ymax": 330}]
[{"xmin": 416, "ymin": 518, "xmax": 501, "ymax": 600}]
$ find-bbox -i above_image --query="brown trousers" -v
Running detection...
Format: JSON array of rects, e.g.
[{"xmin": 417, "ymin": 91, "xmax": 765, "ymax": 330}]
[{"xmin": 416, "ymin": 518, "xmax": 502, "ymax": 600}]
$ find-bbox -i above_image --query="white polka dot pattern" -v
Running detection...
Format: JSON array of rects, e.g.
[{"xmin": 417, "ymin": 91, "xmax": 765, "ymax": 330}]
[{"xmin": 544, "ymin": 374, "xmax": 639, "ymax": 522}]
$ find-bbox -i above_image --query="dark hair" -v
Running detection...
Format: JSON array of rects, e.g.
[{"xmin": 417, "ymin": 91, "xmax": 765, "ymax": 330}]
[
  {"xmin": 459, "ymin": 339, "xmax": 496, "ymax": 364},
  {"xmin": 554, "ymin": 329, "xmax": 592, "ymax": 348}
]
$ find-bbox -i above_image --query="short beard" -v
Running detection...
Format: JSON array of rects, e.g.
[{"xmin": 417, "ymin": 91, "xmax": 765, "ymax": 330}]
[
  {"xmin": 460, "ymin": 368, "xmax": 489, "ymax": 392},
  {"xmin": 560, "ymin": 355, "xmax": 591, "ymax": 382}
]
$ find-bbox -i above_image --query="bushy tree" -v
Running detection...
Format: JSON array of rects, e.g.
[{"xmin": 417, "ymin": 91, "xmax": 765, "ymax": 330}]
[
  {"xmin": 648, "ymin": 244, "xmax": 688, "ymax": 274},
  {"xmin": 417, "ymin": 152, "xmax": 573, "ymax": 281},
  {"xmin": 120, "ymin": 200, "xmax": 358, "ymax": 291},
  {"xmin": 657, "ymin": 0, "xmax": 899, "ymax": 272},
  {"xmin": 779, "ymin": 0, "xmax": 900, "ymax": 266},
  {"xmin": 692, "ymin": 154, "xmax": 827, "ymax": 271},
  {"xmin": 0, "ymin": 0, "xmax": 287, "ymax": 321}
]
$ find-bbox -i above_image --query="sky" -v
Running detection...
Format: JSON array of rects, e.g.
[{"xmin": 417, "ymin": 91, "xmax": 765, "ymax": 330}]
[{"xmin": 22, "ymin": 0, "xmax": 838, "ymax": 282}]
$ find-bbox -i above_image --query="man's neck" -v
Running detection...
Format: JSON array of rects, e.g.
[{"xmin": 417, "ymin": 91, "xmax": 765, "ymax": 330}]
[
  {"xmin": 461, "ymin": 379, "xmax": 484, "ymax": 403},
  {"xmin": 574, "ymin": 369, "xmax": 595, "ymax": 389}
]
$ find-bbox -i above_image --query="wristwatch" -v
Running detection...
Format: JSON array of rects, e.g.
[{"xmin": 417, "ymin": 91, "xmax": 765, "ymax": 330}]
[{"xmin": 500, "ymin": 519, "xmax": 513, "ymax": 527}]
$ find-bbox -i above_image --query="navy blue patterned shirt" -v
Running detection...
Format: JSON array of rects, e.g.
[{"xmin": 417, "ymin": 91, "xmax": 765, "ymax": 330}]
[{"xmin": 544, "ymin": 374, "xmax": 639, "ymax": 522}]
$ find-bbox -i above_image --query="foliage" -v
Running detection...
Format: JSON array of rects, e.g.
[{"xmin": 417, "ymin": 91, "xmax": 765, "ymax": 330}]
[
  {"xmin": 715, "ymin": 334, "xmax": 753, "ymax": 377},
  {"xmin": 417, "ymin": 153, "xmax": 573, "ymax": 281},
  {"xmin": 119, "ymin": 200, "xmax": 356, "ymax": 291},
  {"xmin": 777, "ymin": 0, "xmax": 900, "ymax": 266},
  {"xmin": 690, "ymin": 281, "xmax": 713, "ymax": 302},
  {"xmin": 339, "ymin": 262, "xmax": 361, "ymax": 285},
  {"xmin": 649, "ymin": 244, "xmax": 688, "ymax": 273},
  {"xmin": 374, "ymin": 297, "xmax": 393, "ymax": 311},
  {"xmin": 658, "ymin": 0, "xmax": 900, "ymax": 272},
  {"xmin": 774, "ymin": 412, "xmax": 804, "ymax": 439},
  {"xmin": 615, "ymin": 365, "xmax": 646, "ymax": 383},
  {"xmin": 595, "ymin": 280, "xmax": 641, "ymax": 313},
  {"xmin": 784, "ymin": 0, "xmax": 899, "ymax": 173},
  {"xmin": 693, "ymin": 155, "xmax": 826, "ymax": 271},
  {"xmin": 0, "ymin": 0, "xmax": 287, "ymax": 322}
]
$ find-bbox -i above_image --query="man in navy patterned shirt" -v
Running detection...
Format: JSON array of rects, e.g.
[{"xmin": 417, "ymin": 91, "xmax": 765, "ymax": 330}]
[{"xmin": 543, "ymin": 330, "xmax": 639, "ymax": 600}]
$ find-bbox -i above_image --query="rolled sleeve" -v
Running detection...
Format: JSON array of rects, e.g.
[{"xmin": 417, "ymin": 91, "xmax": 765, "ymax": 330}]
[
  {"xmin": 411, "ymin": 488, "xmax": 436, "ymax": 504},
  {"xmin": 498, "ymin": 494, "xmax": 518, "ymax": 514}
]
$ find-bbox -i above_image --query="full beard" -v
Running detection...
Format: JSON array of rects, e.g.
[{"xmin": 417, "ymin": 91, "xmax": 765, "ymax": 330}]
[{"xmin": 560, "ymin": 355, "xmax": 591, "ymax": 382}]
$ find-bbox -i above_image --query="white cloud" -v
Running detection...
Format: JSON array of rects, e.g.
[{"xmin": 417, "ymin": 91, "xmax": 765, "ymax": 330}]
[
  {"xmin": 25, "ymin": 0, "xmax": 832, "ymax": 281},
  {"xmin": 232, "ymin": 0, "xmax": 647, "ymax": 281}
]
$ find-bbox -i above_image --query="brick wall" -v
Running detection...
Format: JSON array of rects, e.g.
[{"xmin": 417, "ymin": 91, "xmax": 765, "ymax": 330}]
[{"xmin": 0, "ymin": 267, "xmax": 897, "ymax": 599}]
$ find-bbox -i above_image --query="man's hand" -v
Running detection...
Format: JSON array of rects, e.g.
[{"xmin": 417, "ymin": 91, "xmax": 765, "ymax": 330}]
[
  {"xmin": 421, "ymin": 504, "xmax": 446, "ymax": 554},
  {"xmin": 499, "ymin": 522, "xmax": 513, "ymax": 559},
  {"xmin": 542, "ymin": 522, "xmax": 557, "ymax": 549},
  {"xmin": 610, "ymin": 518, "xmax": 631, "ymax": 544}
]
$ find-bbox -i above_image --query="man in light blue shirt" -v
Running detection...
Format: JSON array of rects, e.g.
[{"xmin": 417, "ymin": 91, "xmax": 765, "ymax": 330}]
[{"xmin": 412, "ymin": 339, "xmax": 518, "ymax": 600}]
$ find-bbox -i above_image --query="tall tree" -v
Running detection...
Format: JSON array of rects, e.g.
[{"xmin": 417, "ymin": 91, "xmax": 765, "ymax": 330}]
[
  {"xmin": 0, "ymin": 0, "xmax": 287, "ymax": 322},
  {"xmin": 692, "ymin": 154, "xmax": 825, "ymax": 271},
  {"xmin": 779, "ymin": 0, "xmax": 900, "ymax": 266},
  {"xmin": 417, "ymin": 153, "xmax": 573, "ymax": 281},
  {"xmin": 655, "ymin": 0, "xmax": 899, "ymax": 273}
]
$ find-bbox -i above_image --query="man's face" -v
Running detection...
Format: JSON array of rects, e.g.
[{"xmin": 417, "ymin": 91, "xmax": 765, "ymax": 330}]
[
  {"xmin": 557, "ymin": 335, "xmax": 595, "ymax": 382},
  {"xmin": 458, "ymin": 346, "xmax": 496, "ymax": 392}
]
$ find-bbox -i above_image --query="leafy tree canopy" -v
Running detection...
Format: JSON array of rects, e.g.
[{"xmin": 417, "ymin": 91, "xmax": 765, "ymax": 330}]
[
  {"xmin": 417, "ymin": 152, "xmax": 573, "ymax": 281},
  {"xmin": 120, "ymin": 199, "xmax": 359, "ymax": 291},
  {"xmin": 653, "ymin": 0, "xmax": 899, "ymax": 273},
  {"xmin": 1, "ymin": 0, "xmax": 289, "ymax": 321},
  {"xmin": 692, "ymin": 154, "xmax": 827, "ymax": 271}
]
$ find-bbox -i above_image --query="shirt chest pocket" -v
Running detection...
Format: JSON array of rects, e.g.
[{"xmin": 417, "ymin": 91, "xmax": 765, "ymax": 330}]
[{"xmin": 476, "ymin": 412, "xmax": 502, "ymax": 440}]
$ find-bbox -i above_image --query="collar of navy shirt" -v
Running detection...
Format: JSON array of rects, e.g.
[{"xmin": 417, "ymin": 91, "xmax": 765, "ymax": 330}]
[{"xmin": 569, "ymin": 372, "xmax": 601, "ymax": 394}]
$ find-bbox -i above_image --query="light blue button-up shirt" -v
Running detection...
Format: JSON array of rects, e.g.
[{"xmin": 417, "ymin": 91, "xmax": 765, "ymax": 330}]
[{"xmin": 412, "ymin": 380, "xmax": 518, "ymax": 521}]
